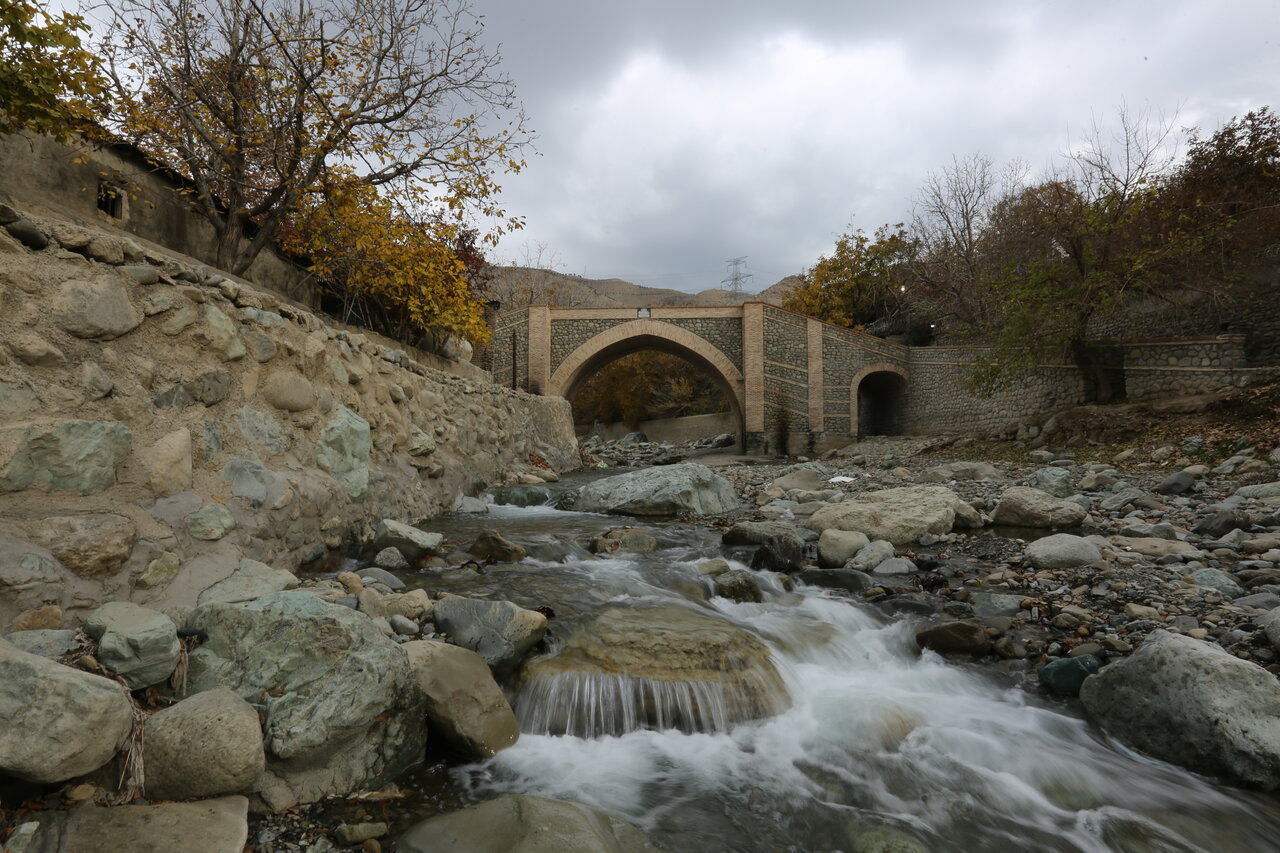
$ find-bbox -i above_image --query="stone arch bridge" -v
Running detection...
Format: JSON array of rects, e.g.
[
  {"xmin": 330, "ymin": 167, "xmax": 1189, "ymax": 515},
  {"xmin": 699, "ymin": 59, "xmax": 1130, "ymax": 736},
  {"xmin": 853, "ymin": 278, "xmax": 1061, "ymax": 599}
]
[{"xmin": 489, "ymin": 303, "xmax": 1255, "ymax": 454}]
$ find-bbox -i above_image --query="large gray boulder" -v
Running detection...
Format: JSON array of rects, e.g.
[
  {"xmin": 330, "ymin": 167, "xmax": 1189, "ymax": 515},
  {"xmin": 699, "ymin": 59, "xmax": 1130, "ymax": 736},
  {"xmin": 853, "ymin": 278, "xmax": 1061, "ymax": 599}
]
[
  {"xmin": 399, "ymin": 795, "xmax": 655, "ymax": 853},
  {"xmin": 431, "ymin": 595, "xmax": 548, "ymax": 677},
  {"xmin": 571, "ymin": 463, "xmax": 738, "ymax": 516},
  {"xmin": 992, "ymin": 486, "xmax": 1087, "ymax": 528},
  {"xmin": 1024, "ymin": 533, "xmax": 1103, "ymax": 570},
  {"xmin": 0, "ymin": 638, "xmax": 133, "ymax": 782},
  {"xmin": 144, "ymin": 687, "xmax": 265, "ymax": 801},
  {"xmin": 372, "ymin": 519, "xmax": 444, "ymax": 561},
  {"xmin": 184, "ymin": 591, "xmax": 426, "ymax": 809},
  {"xmin": 403, "ymin": 640, "xmax": 519, "ymax": 758},
  {"xmin": 1029, "ymin": 467, "xmax": 1075, "ymax": 498},
  {"xmin": 916, "ymin": 461, "xmax": 1004, "ymax": 483},
  {"xmin": 53, "ymin": 274, "xmax": 142, "ymax": 340},
  {"xmin": 808, "ymin": 486, "xmax": 977, "ymax": 546},
  {"xmin": 1079, "ymin": 630, "xmax": 1280, "ymax": 789},
  {"xmin": 84, "ymin": 601, "xmax": 181, "ymax": 689},
  {"xmin": 28, "ymin": 795, "xmax": 249, "ymax": 853},
  {"xmin": 816, "ymin": 529, "xmax": 870, "ymax": 568}
]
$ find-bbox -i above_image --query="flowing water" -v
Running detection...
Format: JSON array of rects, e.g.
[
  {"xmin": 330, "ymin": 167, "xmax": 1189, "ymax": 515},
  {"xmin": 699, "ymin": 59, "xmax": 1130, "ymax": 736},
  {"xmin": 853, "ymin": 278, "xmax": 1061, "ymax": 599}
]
[{"xmin": 399, "ymin": 473, "xmax": 1280, "ymax": 853}]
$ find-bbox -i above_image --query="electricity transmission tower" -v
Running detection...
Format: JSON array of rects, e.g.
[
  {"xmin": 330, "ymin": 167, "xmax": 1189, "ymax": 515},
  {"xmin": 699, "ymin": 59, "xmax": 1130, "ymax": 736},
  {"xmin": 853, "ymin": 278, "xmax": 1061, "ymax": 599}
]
[{"xmin": 721, "ymin": 256, "xmax": 753, "ymax": 293}]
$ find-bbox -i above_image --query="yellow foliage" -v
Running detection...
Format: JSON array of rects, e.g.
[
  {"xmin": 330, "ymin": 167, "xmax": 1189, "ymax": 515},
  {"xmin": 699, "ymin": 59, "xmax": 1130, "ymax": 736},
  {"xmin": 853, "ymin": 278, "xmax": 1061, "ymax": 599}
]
[{"xmin": 281, "ymin": 173, "xmax": 491, "ymax": 346}]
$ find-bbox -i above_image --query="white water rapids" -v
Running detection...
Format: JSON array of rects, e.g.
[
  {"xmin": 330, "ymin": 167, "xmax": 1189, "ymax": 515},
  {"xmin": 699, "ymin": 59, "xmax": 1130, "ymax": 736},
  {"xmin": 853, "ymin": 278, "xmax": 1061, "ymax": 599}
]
[{"xmin": 414, "ymin": 498, "xmax": 1280, "ymax": 852}]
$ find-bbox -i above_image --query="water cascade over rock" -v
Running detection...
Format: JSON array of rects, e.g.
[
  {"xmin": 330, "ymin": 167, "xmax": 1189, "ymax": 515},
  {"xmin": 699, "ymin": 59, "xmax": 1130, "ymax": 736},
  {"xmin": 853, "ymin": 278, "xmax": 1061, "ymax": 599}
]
[{"xmin": 516, "ymin": 605, "xmax": 790, "ymax": 737}]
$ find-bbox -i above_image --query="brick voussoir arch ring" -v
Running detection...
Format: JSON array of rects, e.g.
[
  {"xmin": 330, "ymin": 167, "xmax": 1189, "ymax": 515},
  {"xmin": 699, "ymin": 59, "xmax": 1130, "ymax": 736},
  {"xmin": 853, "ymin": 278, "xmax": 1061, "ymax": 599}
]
[{"xmin": 549, "ymin": 319, "xmax": 747, "ymax": 417}]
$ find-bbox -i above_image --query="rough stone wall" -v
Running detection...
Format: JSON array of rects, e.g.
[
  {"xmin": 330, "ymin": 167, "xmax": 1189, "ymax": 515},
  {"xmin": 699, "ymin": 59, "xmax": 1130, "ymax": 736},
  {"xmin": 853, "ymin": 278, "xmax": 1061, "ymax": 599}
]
[
  {"xmin": 547, "ymin": 316, "xmax": 743, "ymax": 375},
  {"xmin": 761, "ymin": 307, "xmax": 810, "ymax": 447},
  {"xmin": 0, "ymin": 209, "xmax": 577, "ymax": 632},
  {"xmin": 549, "ymin": 318, "xmax": 629, "ymax": 374},
  {"xmin": 1121, "ymin": 337, "xmax": 1259, "ymax": 400},
  {"xmin": 819, "ymin": 324, "xmax": 909, "ymax": 437},
  {"xmin": 902, "ymin": 349, "xmax": 1086, "ymax": 434},
  {"xmin": 492, "ymin": 308, "xmax": 530, "ymax": 390}
]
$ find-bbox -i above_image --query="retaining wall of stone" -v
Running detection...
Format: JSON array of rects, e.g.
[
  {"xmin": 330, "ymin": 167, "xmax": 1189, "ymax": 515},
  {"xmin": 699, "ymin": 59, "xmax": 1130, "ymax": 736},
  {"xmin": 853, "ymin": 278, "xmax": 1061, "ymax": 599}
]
[{"xmin": 0, "ymin": 208, "xmax": 577, "ymax": 632}]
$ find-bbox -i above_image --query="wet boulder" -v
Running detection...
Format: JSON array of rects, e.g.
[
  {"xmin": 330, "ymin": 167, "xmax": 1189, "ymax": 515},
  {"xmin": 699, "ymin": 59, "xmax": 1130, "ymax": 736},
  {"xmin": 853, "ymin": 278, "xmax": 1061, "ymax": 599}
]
[
  {"xmin": 184, "ymin": 591, "xmax": 427, "ymax": 810},
  {"xmin": 470, "ymin": 529, "xmax": 529, "ymax": 562},
  {"xmin": 518, "ymin": 605, "xmax": 789, "ymax": 736},
  {"xmin": 403, "ymin": 640, "xmax": 520, "ymax": 758},
  {"xmin": 571, "ymin": 463, "xmax": 738, "ymax": 516},
  {"xmin": 431, "ymin": 595, "xmax": 547, "ymax": 677},
  {"xmin": 1080, "ymin": 630, "xmax": 1280, "ymax": 789},
  {"xmin": 399, "ymin": 795, "xmax": 655, "ymax": 853},
  {"xmin": 714, "ymin": 569, "xmax": 763, "ymax": 603}
]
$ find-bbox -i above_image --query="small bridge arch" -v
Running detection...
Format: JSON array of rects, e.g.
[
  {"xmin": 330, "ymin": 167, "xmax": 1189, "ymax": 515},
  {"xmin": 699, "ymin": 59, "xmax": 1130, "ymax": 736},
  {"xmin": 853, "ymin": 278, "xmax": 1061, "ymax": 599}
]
[
  {"xmin": 851, "ymin": 363, "xmax": 909, "ymax": 437},
  {"xmin": 549, "ymin": 319, "xmax": 747, "ymax": 442}
]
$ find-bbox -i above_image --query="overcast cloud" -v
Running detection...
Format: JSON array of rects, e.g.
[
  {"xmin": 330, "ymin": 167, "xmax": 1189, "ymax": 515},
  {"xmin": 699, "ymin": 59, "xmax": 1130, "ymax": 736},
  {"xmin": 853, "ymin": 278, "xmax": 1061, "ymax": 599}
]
[{"xmin": 471, "ymin": 0, "xmax": 1280, "ymax": 292}]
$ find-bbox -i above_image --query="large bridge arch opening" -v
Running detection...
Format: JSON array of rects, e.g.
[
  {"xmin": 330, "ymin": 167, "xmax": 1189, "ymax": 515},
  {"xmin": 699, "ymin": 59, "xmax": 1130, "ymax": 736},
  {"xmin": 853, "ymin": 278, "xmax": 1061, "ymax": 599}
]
[
  {"xmin": 851, "ymin": 363, "xmax": 909, "ymax": 437},
  {"xmin": 550, "ymin": 320, "xmax": 747, "ymax": 446}
]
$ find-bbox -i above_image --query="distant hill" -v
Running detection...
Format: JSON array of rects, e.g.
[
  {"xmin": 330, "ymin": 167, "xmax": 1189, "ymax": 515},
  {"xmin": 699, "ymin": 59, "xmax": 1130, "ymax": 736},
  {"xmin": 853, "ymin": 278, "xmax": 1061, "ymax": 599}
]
[{"xmin": 484, "ymin": 266, "xmax": 801, "ymax": 310}]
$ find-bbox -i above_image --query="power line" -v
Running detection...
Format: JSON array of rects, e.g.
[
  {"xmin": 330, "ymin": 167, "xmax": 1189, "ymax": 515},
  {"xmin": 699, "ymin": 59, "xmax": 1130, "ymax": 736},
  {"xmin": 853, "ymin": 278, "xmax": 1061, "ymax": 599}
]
[{"xmin": 721, "ymin": 256, "xmax": 753, "ymax": 293}]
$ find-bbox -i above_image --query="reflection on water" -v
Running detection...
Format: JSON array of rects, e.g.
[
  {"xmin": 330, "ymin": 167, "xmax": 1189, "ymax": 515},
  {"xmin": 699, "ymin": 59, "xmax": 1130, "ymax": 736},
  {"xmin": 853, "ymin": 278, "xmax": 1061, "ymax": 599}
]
[{"xmin": 395, "ymin": 474, "xmax": 1280, "ymax": 853}]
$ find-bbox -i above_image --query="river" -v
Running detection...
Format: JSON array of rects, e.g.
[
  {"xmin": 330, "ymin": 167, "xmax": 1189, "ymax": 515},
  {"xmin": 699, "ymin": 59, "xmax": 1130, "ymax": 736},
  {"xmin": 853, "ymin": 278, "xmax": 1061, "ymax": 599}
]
[{"xmin": 389, "ymin": 471, "xmax": 1280, "ymax": 853}]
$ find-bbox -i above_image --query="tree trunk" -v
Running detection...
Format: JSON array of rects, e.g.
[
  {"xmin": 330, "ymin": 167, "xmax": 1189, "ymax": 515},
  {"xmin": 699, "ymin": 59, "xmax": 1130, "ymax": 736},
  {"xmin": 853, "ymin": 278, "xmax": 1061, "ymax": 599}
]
[{"xmin": 1071, "ymin": 339, "xmax": 1121, "ymax": 404}]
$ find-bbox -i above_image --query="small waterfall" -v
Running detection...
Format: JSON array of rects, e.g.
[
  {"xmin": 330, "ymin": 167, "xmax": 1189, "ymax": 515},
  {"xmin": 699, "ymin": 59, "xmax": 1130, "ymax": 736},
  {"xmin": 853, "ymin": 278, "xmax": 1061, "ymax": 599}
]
[{"xmin": 516, "ymin": 669, "xmax": 788, "ymax": 737}]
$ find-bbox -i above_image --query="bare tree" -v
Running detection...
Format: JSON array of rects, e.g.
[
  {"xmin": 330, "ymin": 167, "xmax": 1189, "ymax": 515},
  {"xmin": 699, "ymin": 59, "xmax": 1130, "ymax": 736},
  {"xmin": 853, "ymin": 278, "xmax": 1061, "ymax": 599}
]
[
  {"xmin": 485, "ymin": 240, "xmax": 591, "ymax": 308},
  {"xmin": 906, "ymin": 153, "xmax": 1027, "ymax": 329},
  {"xmin": 100, "ymin": 0, "xmax": 528, "ymax": 275}
]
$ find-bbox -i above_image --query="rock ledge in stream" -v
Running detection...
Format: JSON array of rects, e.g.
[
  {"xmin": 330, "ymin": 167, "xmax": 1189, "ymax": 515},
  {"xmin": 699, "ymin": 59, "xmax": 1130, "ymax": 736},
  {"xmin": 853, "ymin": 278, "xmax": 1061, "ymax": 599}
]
[
  {"xmin": 1080, "ymin": 629, "xmax": 1280, "ymax": 789},
  {"xmin": 518, "ymin": 605, "xmax": 789, "ymax": 736},
  {"xmin": 399, "ymin": 794, "xmax": 655, "ymax": 853},
  {"xmin": 569, "ymin": 463, "xmax": 738, "ymax": 516}
]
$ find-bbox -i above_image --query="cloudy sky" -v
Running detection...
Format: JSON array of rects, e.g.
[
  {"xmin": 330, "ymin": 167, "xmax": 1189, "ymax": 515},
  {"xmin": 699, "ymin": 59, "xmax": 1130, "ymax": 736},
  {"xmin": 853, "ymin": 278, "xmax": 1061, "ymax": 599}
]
[{"xmin": 470, "ymin": 0, "xmax": 1280, "ymax": 292}]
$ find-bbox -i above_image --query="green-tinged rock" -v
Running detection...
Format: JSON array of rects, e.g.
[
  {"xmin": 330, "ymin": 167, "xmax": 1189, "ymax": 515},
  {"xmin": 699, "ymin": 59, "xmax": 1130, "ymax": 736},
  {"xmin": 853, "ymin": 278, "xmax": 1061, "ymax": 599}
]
[
  {"xmin": 185, "ymin": 591, "xmax": 426, "ymax": 810},
  {"xmin": 398, "ymin": 795, "xmax": 656, "ymax": 853},
  {"xmin": 197, "ymin": 559, "xmax": 298, "ymax": 606},
  {"xmin": 316, "ymin": 407, "xmax": 371, "ymax": 499},
  {"xmin": 432, "ymin": 595, "xmax": 547, "ymax": 677},
  {"xmin": 571, "ymin": 463, "xmax": 738, "ymax": 516},
  {"xmin": 236, "ymin": 407, "xmax": 289, "ymax": 454},
  {"xmin": 84, "ymin": 602, "xmax": 181, "ymax": 689},
  {"xmin": 2, "ymin": 420, "xmax": 132, "ymax": 494},
  {"xmin": 1039, "ymin": 654, "xmax": 1103, "ymax": 696},
  {"xmin": 186, "ymin": 503, "xmax": 236, "ymax": 540},
  {"xmin": 138, "ymin": 551, "xmax": 182, "ymax": 589},
  {"xmin": 1080, "ymin": 630, "xmax": 1280, "ymax": 789}
]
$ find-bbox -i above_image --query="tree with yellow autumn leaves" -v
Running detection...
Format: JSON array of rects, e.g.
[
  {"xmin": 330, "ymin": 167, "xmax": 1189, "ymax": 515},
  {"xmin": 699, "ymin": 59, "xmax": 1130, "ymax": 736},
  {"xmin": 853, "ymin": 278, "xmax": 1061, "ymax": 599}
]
[
  {"xmin": 0, "ymin": 0, "xmax": 107, "ymax": 141},
  {"xmin": 97, "ymin": 0, "xmax": 524, "ymax": 345}
]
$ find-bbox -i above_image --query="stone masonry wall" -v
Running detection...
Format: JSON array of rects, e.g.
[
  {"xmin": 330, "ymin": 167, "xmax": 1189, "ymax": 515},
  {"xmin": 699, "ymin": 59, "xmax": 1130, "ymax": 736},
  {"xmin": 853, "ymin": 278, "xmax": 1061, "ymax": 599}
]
[
  {"xmin": 761, "ymin": 307, "xmax": 810, "ymax": 447},
  {"xmin": 547, "ymin": 316, "xmax": 743, "ymax": 375},
  {"xmin": 492, "ymin": 308, "xmax": 530, "ymax": 390},
  {"xmin": 0, "ymin": 207, "xmax": 577, "ymax": 633}
]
